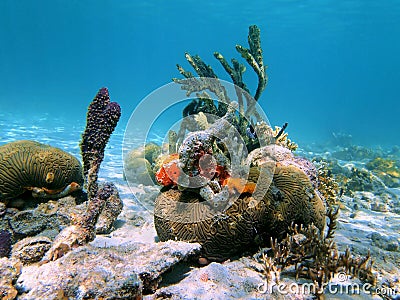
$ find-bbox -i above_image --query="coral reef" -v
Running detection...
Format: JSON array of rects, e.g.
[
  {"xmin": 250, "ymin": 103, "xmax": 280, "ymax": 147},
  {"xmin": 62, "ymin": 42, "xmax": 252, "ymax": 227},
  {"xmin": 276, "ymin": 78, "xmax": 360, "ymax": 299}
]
[
  {"xmin": 153, "ymin": 26, "xmax": 326, "ymax": 263},
  {"xmin": 173, "ymin": 25, "xmax": 273, "ymax": 152},
  {"xmin": 144, "ymin": 142, "xmax": 162, "ymax": 166},
  {"xmin": 124, "ymin": 142, "xmax": 162, "ymax": 185},
  {"xmin": 255, "ymin": 222, "xmax": 377, "ymax": 298},
  {"xmin": 331, "ymin": 145, "xmax": 380, "ymax": 161},
  {"xmin": 314, "ymin": 160, "xmax": 342, "ymax": 206},
  {"xmin": 366, "ymin": 157, "xmax": 400, "ymax": 188},
  {"xmin": 0, "ymin": 140, "xmax": 83, "ymax": 203},
  {"xmin": 155, "ymin": 189, "xmax": 263, "ymax": 261}
]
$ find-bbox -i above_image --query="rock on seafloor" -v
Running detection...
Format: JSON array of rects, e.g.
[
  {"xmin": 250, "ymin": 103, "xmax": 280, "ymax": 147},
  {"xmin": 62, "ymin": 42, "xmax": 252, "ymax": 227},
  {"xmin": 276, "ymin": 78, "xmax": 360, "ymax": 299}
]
[
  {"xmin": 11, "ymin": 236, "xmax": 52, "ymax": 264},
  {"xmin": 16, "ymin": 240, "xmax": 200, "ymax": 299},
  {"xmin": 0, "ymin": 257, "xmax": 21, "ymax": 300}
]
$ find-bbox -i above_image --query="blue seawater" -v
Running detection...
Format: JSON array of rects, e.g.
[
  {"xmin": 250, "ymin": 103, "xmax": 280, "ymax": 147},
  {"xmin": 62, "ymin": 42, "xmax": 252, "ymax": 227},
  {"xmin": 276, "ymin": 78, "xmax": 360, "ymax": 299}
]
[{"xmin": 0, "ymin": 0, "xmax": 399, "ymax": 149}]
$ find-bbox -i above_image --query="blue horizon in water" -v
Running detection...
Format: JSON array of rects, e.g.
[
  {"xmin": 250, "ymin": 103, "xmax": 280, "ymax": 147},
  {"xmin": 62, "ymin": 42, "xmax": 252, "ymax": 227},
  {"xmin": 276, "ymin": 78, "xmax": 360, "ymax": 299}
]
[{"xmin": 1, "ymin": 0, "xmax": 399, "ymax": 148}]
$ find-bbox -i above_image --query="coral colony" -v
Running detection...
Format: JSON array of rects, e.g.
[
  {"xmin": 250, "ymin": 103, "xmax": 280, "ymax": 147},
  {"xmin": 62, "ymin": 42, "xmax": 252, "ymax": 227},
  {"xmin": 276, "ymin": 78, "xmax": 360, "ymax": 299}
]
[
  {"xmin": 0, "ymin": 140, "xmax": 83, "ymax": 202},
  {"xmin": 151, "ymin": 25, "xmax": 377, "ymax": 296}
]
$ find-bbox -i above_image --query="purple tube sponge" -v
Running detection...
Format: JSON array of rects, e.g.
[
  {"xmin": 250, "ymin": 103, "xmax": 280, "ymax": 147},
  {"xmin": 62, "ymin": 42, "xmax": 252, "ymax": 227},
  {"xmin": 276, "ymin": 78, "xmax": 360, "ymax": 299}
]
[
  {"xmin": 80, "ymin": 87, "xmax": 121, "ymax": 199},
  {"xmin": 0, "ymin": 229, "xmax": 12, "ymax": 258}
]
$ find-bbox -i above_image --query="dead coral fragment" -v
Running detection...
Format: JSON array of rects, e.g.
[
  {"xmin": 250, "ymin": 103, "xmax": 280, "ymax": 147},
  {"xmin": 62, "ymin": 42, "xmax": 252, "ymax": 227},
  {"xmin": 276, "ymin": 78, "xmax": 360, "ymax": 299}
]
[
  {"xmin": 45, "ymin": 182, "xmax": 120, "ymax": 261},
  {"xmin": 95, "ymin": 184, "xmax": 123, "ymax": 234},
  {"xmin": 11, "ymin": 236, "xmax": 52, "ymax": 264}
]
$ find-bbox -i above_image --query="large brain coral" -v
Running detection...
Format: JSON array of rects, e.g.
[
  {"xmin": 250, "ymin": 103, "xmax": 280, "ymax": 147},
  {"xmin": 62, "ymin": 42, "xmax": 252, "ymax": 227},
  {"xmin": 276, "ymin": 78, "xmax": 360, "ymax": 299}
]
[
  {"xmin": 259, "ymin": 164, "xmax": 325, "ymax": 240},
  {"xmin": 154, "ymin": 188, "xmax": 266, "ymax": 261},
  {"xmin": 154, "ymin": 146, "xmax": 326, "ymax": 261},
  {"xmin": 0, "ymin": 140, "xmax": 83, "ymax": 202}
]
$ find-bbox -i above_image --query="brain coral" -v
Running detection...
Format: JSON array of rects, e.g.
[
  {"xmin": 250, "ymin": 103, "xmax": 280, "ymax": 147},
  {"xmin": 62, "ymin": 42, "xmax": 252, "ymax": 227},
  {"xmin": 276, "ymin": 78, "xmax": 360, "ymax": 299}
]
[
  {"xmin": 154, "ymin": 162, "xmax": 325, "ymax": 261},
  {"xmin": 0, "ymin": 140, "xmax": 83, "ymax": 202},
  {"xmin": 155, "ymin": 187, "xmax": 273, "ymax": 261}
]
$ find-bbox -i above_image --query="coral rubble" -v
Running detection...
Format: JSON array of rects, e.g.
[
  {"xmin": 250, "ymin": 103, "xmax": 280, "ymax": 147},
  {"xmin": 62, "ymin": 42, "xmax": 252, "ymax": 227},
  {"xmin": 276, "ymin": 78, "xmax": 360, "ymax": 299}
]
[
  {"xmin": 11, "ymin": 236, "xmax": 52, "ymax": 264},
  {"xmin": 0, "ymin": 140, "xmax": 83, "ymax": 203}
]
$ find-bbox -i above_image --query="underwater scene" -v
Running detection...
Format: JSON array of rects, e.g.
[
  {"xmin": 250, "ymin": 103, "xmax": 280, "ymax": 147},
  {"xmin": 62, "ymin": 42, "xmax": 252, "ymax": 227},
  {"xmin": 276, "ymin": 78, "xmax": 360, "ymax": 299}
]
[{"xmin": 0, "ymin": 1, "xmax": 399, "ymax": 299}]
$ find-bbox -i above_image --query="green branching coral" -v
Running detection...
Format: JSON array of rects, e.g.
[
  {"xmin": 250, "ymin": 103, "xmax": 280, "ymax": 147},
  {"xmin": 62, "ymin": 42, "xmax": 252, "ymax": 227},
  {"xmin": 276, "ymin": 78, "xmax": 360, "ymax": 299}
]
[
  {"xmin": 235, "ymin": 25, "xmax": 267, "ymax": 102},
  {"xmin": 173, "ymin": 25, "xmax": 274, "ymax": 151}
]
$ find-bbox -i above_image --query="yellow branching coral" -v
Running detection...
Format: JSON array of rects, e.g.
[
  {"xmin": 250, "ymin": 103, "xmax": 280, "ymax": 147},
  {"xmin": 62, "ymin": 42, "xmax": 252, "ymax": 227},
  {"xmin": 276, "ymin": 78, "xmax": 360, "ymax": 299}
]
[{"xmin": 314, "ymin": 160, "xmax": 341, "ymax": 206}]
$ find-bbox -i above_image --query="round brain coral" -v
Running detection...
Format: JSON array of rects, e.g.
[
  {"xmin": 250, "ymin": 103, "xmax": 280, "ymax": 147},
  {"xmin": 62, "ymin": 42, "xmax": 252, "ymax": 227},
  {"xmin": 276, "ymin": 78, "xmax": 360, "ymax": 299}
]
[
  {"xmin": 260, "ymin": 164, "xmax": 326, "ymax": 240},
  {"xmin": 154, "ymin": 188, "xmax": 266, "ymax": 261},
  {"xmin": 0, "ymin": 140, "xmax": 83, "ymax": 202},
  {"xmin": 154, "ymin": 160, "xmax": 326, "ymax": 261}
]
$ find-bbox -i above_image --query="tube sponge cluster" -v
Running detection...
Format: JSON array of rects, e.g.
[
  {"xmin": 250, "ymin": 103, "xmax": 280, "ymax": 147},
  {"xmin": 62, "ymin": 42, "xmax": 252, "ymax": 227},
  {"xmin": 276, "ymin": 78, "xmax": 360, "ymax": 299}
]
[{"xmin": 80, "ymin": 87, "xmax": 121, "ymax": 199}]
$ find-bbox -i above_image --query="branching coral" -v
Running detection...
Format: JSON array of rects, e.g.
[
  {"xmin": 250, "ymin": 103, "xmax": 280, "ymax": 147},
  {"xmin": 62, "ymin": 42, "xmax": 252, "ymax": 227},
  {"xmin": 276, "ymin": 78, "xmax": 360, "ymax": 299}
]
[
  {"xmin": 173, "ymin": 25, "xmax": 273, "ymax": 151},
  {"xmin": 254, "ymin": 168, "xmax": 376, "ymax": 298},
  {"xmin": 314, "ymin": 160, "xmax": 342, "ymax": 206},
  {"xmin": 256, "ymin": 219, "xmax": 376, "ymax": 298}
]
